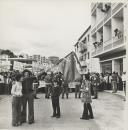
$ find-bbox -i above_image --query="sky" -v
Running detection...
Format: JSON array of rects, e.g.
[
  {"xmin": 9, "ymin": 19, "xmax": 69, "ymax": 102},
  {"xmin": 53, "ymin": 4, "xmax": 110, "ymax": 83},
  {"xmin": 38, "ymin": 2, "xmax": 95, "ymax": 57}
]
[{"xmin": 0, "ymin": 0, "xmax": 91, "ymax": 58}]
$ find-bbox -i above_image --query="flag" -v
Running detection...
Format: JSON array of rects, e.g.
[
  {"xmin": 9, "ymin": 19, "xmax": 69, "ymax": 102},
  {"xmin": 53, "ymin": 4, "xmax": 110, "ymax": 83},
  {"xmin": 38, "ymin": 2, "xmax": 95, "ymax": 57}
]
[
  {"xmin": 58, "ymin": 58, "xmax": 66, "ymax": 74},
  {"xmin": 58, "ymin": 52, "xmax": 81, "ymax": 82}
]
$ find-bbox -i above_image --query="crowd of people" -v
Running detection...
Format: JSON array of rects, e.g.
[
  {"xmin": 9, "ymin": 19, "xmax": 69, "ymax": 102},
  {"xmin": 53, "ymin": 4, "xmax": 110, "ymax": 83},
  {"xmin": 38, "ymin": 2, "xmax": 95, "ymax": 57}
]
[{"xmin": 0, "ymin": 69, "xmax": 126, "ymax": 127}]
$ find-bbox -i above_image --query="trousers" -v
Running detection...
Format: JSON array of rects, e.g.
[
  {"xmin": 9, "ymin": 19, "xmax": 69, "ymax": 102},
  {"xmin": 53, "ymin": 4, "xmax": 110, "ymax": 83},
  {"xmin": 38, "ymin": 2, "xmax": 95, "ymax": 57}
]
[
  {"xmin": 75, "ymin": 85, "xmax": 81, "ymax": 98},
  {"xmin": 112, "ymin": 81, "xmax": 117, "ymax": 93},
  {"xmin": 21, "ymin": 92, "xmax": 34, "ymax": 123},
  {"xmin": 45, "ymin": 85, "xmax": 52, "ymax": 98},
  {"xmin": 12, "ymin": 96, "xmax": 22, "ymax": 125},
  {"xmin": 82, "ymin": 103, "xmax": 93, "ymax": 119},
  {"xmin": 51, "ymin": 97, "xmax": 60, "ymax": 116},
  {"xmin": 93, "ymin": 85, "xmax": 98, "ymax": 98},
  {"xmin": 62, "ymin": 87, "xmax": 69, "ymax": 98}
]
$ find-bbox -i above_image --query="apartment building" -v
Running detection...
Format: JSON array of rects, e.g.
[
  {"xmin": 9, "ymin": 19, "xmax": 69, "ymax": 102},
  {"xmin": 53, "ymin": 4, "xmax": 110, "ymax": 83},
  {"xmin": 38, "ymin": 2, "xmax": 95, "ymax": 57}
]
[
  {"xmin": 74, "ymin": 26, "xmax": 100, "ymax": 74},
  {"xmin": 33, "ymin": 55, "xmax": 41, "ymax": 62},
  {"xmin": 91, "ymin": 3, "xmax": 127, "ymax": 75}
]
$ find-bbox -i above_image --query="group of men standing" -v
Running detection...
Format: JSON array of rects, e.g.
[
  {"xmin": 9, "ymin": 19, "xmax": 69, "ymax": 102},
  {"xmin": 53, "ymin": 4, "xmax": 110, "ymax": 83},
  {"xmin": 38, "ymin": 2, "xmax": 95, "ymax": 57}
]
[
  {"xmin": 39, "ymin": 71, "xmax": 100, "ymax": 100},
  {"xmin": 9, "ymin": 68, "xmax": 126, "ymax": 127}
]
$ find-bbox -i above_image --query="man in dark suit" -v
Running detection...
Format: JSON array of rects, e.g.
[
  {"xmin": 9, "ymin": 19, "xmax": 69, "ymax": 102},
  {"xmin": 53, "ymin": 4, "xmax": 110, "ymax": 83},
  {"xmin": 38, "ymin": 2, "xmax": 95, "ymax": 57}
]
[{"xmin": 21, "ymin": 69, "xmax": 35, "ymax": 124}]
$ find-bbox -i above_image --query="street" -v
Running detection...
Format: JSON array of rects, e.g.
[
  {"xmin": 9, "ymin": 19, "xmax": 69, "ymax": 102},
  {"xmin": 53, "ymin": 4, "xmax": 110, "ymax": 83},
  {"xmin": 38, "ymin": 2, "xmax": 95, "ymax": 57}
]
[{"xmin": 0, "ymin": 92, "xmax": 125, "ymax": 130}]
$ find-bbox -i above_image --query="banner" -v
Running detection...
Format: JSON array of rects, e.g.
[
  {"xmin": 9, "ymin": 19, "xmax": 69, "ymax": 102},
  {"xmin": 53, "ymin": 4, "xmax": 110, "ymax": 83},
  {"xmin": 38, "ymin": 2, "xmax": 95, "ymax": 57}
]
[{"xmin": 58, "ymin": 52, "xmax": 81, "ymax": 82}]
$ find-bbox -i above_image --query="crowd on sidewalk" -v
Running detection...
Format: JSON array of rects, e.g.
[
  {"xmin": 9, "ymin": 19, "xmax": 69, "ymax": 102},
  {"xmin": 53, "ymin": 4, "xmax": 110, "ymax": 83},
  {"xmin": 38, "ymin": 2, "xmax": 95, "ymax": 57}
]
[{"xmin": 0, "ymin": 69, "xmax": 126, "ymax": 127}]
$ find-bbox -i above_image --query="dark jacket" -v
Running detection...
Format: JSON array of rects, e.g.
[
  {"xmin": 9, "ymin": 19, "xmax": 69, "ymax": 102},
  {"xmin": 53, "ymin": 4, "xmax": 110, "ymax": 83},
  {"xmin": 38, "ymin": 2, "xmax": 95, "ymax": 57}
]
[
  {"xmin": 22, "ymin": 77, "xmax": 34, "ymax": 94},
  {"xmin": 51, "ymin": 86, "xmax": 61, "ymax": 97}
]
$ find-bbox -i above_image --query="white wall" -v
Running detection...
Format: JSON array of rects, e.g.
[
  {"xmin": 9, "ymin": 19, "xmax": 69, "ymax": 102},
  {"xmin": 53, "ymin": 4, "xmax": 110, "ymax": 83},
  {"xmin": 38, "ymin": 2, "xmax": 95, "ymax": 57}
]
[
  {"xmin": 113, "ymin": 59, "xmax": 120, "ymax": 73},
  {"xmin": 103, "ymin": 25, "xmax": 112, "ymax": 42},
  {"xmin": 91, "ymin": 14, "xmax": 96, "ymax": 28},
  {"xmin": 90, "ymin": 57, "xmax": 100, "ymax": 73},
  {"xmin": 123, "ymin": 57, "xmax": 126, "ymax": 72}
]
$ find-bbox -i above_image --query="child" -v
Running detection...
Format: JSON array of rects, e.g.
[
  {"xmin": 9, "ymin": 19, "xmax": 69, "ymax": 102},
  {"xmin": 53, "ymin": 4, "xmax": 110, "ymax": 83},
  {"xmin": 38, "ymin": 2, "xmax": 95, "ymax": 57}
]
[
  {"xmin": 11, "ymin": 74, "xmax": 22, "ymax": 126},
  {"xmin": 51, "ymin": 80, "xmax": 61, "ymax": 118},
  {"xmin": 80, "ymin": 74, "xmax": 94, "ymax": 120}
]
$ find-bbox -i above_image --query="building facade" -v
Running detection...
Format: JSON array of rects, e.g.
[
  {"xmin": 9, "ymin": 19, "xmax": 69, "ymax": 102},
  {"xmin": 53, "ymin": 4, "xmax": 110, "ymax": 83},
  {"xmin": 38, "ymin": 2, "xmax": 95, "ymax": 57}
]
[
  {"xmin": 74, "ymin": 26, "xmax": 100, "ymax": 74},
  {"xmin": 91, "ymin": 3, "xmax": 127, "ymax": 75}
]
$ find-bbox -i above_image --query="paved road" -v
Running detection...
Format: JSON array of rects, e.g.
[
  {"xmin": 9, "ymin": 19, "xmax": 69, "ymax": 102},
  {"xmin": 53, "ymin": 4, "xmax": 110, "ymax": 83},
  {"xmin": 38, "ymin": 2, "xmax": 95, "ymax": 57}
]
[{"xmin": 0, "ymin": 92, "xmax": 125, "ymax": 130}]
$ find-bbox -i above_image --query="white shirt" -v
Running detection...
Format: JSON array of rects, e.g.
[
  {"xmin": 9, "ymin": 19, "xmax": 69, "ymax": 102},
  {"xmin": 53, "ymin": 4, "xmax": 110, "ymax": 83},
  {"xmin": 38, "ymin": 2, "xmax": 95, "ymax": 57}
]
[
  {"xmin": 11, "ymin": 81, "xmax": 22, "ymax": 97},
  {"xmin": 122, "ymin": 74, "xmax": 126, "ymax": 82},
  {"xmin": 0, "ymin": 75, "xmax": 4, "ymax": 83}
]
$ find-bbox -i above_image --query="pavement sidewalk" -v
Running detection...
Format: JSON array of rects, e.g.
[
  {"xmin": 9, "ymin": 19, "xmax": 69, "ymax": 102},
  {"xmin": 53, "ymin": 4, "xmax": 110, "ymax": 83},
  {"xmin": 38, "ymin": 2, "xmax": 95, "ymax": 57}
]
[
  {"xmin": 0, "ymin": 94, "xmax": 11, "ymax": 102},
  {"xmin": 0, "ymin": 92, "xmax": 125, "ymax": 130},
  {"xmin": 104, "ymin": 90, "xmax": 125, "ymax": 98}
]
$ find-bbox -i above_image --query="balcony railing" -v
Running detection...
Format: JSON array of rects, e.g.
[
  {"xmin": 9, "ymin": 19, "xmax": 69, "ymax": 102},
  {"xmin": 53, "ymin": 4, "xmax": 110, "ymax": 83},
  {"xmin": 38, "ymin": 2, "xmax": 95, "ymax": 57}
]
[
  {"xmin": 92, "ymin": 42, "xmax": 103, "ymax": 57},
  {"xmin": 97, "ymin": 20, "xmax": 103, "ymax": 30},
  {"xmin": 95, "ymin": 45, "xmax": 103, "ymax": 54},
  {"xmin": 113, "ymin": 34, "xmax": 124, "ymax": 47},
  {"xmin": 91, "ymin": 4, "xmax": 97, "ymax": 14},
  {"xmin": 104, "ymin": 39, "xmax": 112, "ymax": 46},
  {"xmin": 104, "ymin": 9, "xmax": 111, "ymax": 23},
  {"xmin": 91, "ymin": 46, "xmax": 103, "ymax": 57},
  {"xmin": 79, "ymin": 56, "xmax": 83, "ymax": 61},
  {"xmin": 80, "ymin": 61, "xmax": 87, "ymax": 67},
  {"xmin": 111, "ymin": 3, "xmax": 116, "ymax": 8},
  {"xmin": 112, "ymin": 3, "xmax": 123, "ymax": 14},
  {"xmin": 91, "ymin": 26, "xmax": 97, "ymax": 34},
  {"xmin": 91, "ymin": 50, "xmax": 96, "ymax": 57},
  {"xmin": 104, "ymin": 43, "xmax": 112, "ymax": 51},
  {"xmin": 79, "ymin": 44, "xmax": 87, "ymax": 53},
  {"xmin": 92, "ymin": 34, "xmax": 124, "ymax": 57}
]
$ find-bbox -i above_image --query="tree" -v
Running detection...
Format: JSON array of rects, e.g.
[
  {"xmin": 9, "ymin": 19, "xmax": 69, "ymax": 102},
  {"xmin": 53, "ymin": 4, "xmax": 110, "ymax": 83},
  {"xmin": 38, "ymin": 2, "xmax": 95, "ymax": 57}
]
[
  {"xmin": 1, "ymin": 49, "xmax": 17, "ymax": 58},
  {"xmin": 19, "ymin": 55, "xmax": 24, "ymax": 58}
]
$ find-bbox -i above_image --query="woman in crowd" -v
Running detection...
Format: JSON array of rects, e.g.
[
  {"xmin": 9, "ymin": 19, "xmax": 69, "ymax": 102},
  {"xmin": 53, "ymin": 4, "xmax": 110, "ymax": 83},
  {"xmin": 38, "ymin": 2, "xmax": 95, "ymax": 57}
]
[
  {"xmin": 80, "ymin": 74, "xmax": 94, "ymax": 120},
  {"xmin": 11, "ymin": 74, "xmax": 22, "ymax": 126}
]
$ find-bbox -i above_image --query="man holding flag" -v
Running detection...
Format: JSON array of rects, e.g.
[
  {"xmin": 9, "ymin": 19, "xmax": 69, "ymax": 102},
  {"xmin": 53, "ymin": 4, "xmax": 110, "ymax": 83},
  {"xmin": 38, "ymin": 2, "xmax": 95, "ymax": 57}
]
[{"xmin": 58, "ymin": 51, "xmax": 81, "ymax": 84}]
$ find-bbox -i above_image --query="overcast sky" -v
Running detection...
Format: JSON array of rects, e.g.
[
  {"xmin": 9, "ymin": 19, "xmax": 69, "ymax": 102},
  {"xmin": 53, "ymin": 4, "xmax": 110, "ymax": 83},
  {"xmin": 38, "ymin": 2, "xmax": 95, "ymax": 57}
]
[{"xmin": 0, "ymin": 0, "xmax": 91, "ymax": 58}]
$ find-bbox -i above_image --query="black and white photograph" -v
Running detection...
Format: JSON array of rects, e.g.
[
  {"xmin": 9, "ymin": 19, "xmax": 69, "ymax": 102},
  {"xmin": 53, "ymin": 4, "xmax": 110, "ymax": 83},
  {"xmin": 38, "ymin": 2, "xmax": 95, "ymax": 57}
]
[{"xmin": 0, "ymin": 0, "xmax": 128, "ymax": 130}]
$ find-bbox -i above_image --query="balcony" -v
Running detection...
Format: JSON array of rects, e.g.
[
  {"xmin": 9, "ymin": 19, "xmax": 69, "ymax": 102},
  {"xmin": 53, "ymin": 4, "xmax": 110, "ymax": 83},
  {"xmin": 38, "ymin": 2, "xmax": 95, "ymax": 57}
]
[
  {"xmin": 97, "ymin": 20, "xmax": 103, "ymax": 30},
  {"xmin": 92, "ymin": 42, "xmax": 103, "ymax": 57},
  {"xmin": 111, "ymin": 3, "xmax": 116, "ymax": 8},
  {"xmin": 79, "ymin": 44, "xmax": 87, "ymax": 53},
  {"xmin": 91, "ymin": 26, "xmax": 97, "ymax": 34},
  {"xmin": 112, "ymin": 3, "xmax": 124, "ymax": 15},
  {"xmin": 80, "ymin": 60, "xmax": 87, "ymax": 67},
  {"xmin": 113, "ymin": 34, "xmax": 124, "ymax": 47},
  {"xmin": 104, "ymin": 39, "xmax": 112, "ymax": 51},
  {"xmin": 91, "ymin": 51, "xmax": 96, "ymax": 57},
  {"xmin": 92, "ymin": 34, "xmax": 125, "ymax": 58},
  {"xmin": 91, "ymin": 3, "xmax": 97, "ymax": 14},
  {"xmin": 96, "ymin": 45, "xmax": 103, "ymax": 54},
  {"xmin": 79, "ymin": 56, "xmax": 83, "ymax": 62},
  {"xmin": 104, "ymin": 8, "xmax": 111, "ymax": 24},
  {"xmin": 91, "ymin": 45, "xmax": 103, "ymax": 57}
]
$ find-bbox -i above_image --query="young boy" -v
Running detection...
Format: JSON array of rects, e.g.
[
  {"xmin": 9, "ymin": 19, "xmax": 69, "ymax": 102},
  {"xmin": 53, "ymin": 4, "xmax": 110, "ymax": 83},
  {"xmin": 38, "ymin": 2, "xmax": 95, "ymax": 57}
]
[
  {"xmin": 51, "ymin": 80, "xmax": 61, "ymax": 118},
  {"xmin": 11, "ymin": 74, "xmax": 22, "ymax": 126}
]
